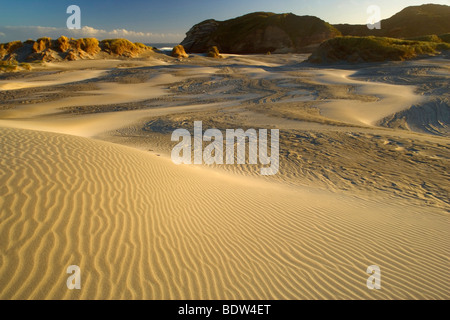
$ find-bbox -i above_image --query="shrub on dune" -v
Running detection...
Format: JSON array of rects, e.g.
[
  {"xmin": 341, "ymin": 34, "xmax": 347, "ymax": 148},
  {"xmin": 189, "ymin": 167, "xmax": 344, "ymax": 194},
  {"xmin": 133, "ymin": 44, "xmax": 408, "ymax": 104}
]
[
  {"xmin": 56, "ymin": 36, "xmax": 70, "ymax": 52},
  {"xmin": 207, "ymin": 46, "xmax": 223, "ymax": 58},
  {"xmin": 172, "ymin": 44, "xmax": 188, "ymax": 58},
  {"xmin": 308, "ymin": 36, "xmax": 450, "ymax": 63},
  {"xmin": 6, "ymin": 41, "xmax": 23, "ymax": 53},
  {"xmin": 64, "ymin": 50, "xmax": 78, "ymax": 61},
  {"xmin": 134, "ymin": 42, "xmax": 152, "ymax": 51},
  {"xmin": 438, "ymin": 33, "xmax": 450, "ymax": 44},
  {"xmin": 101, "ymin": 39, "xmax": 142, "ymax": 56},
  {"xmin": 0, "ymin": 41, "xmax": 23, "ymax": 58},
  {"xmin": 406, "ymin": 35, "xmax": 442, "ymax": 43},
  {"xmin": 0, "ymin": 59, "xmax": 19, "ymax": 72},
  {"xmin": 32, "ymin": 37, "xmax": 52, "ymax": 53},
  {"xmin": 19, "ymin": 62, "xmax": 32, "ymax": 71},
  {"xmin": 74, "ymin": 38, "xmax": 100, "ymax": 55}
]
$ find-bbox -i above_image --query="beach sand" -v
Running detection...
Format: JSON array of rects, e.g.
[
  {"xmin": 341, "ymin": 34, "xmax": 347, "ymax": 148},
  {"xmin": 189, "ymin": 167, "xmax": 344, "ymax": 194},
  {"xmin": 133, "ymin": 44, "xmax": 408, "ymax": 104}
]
[{"xmin": 0, "ymin": 53, "xmax": 449, "ymax": 299}]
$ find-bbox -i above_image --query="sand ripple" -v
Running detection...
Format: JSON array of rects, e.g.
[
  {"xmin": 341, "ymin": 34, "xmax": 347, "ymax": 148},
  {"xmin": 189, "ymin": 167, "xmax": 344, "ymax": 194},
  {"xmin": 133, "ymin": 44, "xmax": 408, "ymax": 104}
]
[{"xmin": 1, "ymin": 127, "xmax": 448, "ymax": 299}]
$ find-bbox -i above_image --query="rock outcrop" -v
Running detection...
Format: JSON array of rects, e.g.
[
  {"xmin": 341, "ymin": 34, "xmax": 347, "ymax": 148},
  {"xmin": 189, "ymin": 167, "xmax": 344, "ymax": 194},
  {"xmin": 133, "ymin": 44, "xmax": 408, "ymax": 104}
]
[
  {"xmin": 334, "ymin": 4, "xmax": 450, "ymax": 38},
  {"xmin": 180, "ymin": 19, "xmax": 220, "ymax": 54},
  {"xmin": 180, "ymin": 12, "xmax": 341, "ymax": 54}
]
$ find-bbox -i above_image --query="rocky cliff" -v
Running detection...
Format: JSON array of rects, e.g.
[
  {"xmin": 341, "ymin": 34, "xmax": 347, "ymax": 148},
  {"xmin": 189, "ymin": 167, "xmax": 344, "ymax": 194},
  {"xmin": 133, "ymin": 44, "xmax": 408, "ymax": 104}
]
[
  {"xmin": 180, "ymin": 12, "xmax": 341, "ymax": 54},
  {"xmin": 335, "ymin": 4, "xmax": 450, "ymax": 38}
]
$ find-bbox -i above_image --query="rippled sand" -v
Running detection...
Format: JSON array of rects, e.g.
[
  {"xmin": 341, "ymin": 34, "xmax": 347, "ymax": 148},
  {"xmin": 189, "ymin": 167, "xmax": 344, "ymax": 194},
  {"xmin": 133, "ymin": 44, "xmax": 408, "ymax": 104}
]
[{"xmin": 0, "ymin": 54, "xmax": 449, "ymax": 299}]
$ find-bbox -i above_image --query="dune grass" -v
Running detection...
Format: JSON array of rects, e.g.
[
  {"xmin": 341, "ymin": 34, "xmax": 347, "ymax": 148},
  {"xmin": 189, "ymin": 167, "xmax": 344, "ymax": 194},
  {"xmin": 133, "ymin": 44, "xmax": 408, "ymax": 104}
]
[
  {"xmin": 134, "ymin": 42, "xmax": 151, "ymax": 50},
  {"xmin": 0, "ymin": 60, "xmax": 31, "ymax": 72},
  {"xmin": 172, "ymin": 45, "xmax": 189, "ymax": 58},
  {"xmin": 1, "ymin": 41, "xmax": 23, "ymax": 53},
  {"xmin": 0, "ymin": 41, "xmax": 23, "ymax": 59},
  {"xmin": 74, "ymin": 38, "xmax": 100, "ymax": 55},
  {"xmin": 32, "ymin": 37, "xmax": 52, "ymax": 53},
  {"xmin": 438, "ymin": 33, "xmax": 450, "ymax": 43},
  {"xmin": 309, "ymin": 36, "xmax": 450, "ymax": 63},
  {"xmin": 0, "ymin": 60, "xmax": 18, "ymax": 72},
  {"xmin": 100, "ymin": 39, "xmax": 150, "ymax": 56},
  {"xmin": 56, "ymin": 36, "xmax": 70, "ymax": 52},
  {"xmin": 1, "ymin": 37, "xmax": 153, "ymax": 63},
  {"xmin": 207, "ymin": 46, "xmax": 223, "ymax": 58},
  {"xmin": 406, "ymin": 35, "xmax": 442, "ymax": 43}
]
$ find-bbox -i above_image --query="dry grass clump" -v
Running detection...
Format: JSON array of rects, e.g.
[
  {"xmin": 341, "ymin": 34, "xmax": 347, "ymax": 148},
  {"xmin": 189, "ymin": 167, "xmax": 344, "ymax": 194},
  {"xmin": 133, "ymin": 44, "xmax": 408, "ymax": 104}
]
[
  {"xmin": 32, "ymin": 37, "xmax": 52, "ymax": 53},
  {"xmin": 1, "ymin": 37, "xmax": 151, "ymax": 63},
  {"xmin": 207, "ymin": 46, "xmax": 223, "ymax": 58},
  {"xmin": 73, "ymin": 38, "xmax": 100, "ymax": 55},
  {"xmin": 172, "ymin": 44, "xmax": 189, "ymax": 58},
  {"xmin": 0, "ymin": 60, "xmax": 17, "ymax": 72},
  {"xmin": 65, "ymin": 50, "xmax": 78, "ymax": 61},
  {"xmin": 56, "ymin": 36, "xmax": 70, "ymax": 52},
  {"xmin": 20, "ymin": 62, "xmax": 32, "ymax": 71},
  {"xmin": 100, "ymin": 39, "xmax": 147, "ymax": 56},
  {"xmin": 0, "ymin": 60, "xmax": 31, "ymax": 72},
  {"xmin": 134, "ymin": 42, "xmax": 151, "ymax": 50},
  {"xmin": 0, "ymin": 41, "xmax": 23, "ymax": 57}
]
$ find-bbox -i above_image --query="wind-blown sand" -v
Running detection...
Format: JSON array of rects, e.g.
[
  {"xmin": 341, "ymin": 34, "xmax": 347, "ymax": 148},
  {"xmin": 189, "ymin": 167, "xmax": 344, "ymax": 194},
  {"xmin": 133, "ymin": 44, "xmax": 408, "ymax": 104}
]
[
  {"xmin": 313, "ymin": 69, "xmax": 423, "ymax": 126},
  {"xmin": 1, "ymin": 127, "xmax": 448, "ymax": 299},
  {"xmin": 0, "ymin": 53, "xmax": 449, "ymax": 299}
]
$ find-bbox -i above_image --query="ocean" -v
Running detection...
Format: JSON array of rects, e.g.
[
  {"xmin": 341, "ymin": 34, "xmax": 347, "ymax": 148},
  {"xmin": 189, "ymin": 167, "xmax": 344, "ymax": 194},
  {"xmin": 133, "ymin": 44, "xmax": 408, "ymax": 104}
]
[{"xmin": 146, "ymin": 43, "xmax": 179, "ymax": 52}]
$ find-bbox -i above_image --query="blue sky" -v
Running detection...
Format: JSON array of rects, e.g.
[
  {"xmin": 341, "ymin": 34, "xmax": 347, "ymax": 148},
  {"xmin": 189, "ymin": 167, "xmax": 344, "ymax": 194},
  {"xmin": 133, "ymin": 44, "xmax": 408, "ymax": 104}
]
[{"xmin": 0, "ymin": 0, "xmax": 449, "ymax": 43}]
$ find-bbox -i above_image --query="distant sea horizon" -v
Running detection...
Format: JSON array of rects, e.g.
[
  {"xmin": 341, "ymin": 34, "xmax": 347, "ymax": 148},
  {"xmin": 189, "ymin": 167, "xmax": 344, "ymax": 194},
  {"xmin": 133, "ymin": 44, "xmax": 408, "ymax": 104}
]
[{"xmin": 146, "ymin": 43, "xmax": 179, "ymax": 51}]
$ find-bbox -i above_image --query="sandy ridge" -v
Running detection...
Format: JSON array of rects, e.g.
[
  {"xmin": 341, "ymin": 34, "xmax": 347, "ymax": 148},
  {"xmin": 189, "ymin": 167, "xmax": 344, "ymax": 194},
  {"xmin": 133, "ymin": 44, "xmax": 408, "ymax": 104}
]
[{"xmin": 1, "ymin": 127, "xmax": 448, "ymax": 299}]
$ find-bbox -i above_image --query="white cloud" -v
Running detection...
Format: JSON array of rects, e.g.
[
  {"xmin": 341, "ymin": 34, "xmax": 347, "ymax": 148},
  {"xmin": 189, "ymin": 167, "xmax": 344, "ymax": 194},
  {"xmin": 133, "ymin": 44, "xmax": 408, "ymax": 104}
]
[{"xmin": 0, "ymin": 25, "xmax": 183, "ymax": 44}]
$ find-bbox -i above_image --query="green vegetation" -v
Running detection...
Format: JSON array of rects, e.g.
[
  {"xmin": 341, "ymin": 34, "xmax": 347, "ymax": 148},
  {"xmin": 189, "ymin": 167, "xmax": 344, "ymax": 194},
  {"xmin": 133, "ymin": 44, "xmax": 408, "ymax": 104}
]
[
  {"xmin": 405, "ymin": 34, "xmax": 450, "ymax": 47},
  {"xmin": 308, "ymin": 36, "xmax": 450, "ymax": 64},
  {"xmin": 406, "ymin": 35, "xmax": 442, "ymax": 43},
  {"xmin": 437, "ymin": 34, "xmax": 450, "ymax": 44}
]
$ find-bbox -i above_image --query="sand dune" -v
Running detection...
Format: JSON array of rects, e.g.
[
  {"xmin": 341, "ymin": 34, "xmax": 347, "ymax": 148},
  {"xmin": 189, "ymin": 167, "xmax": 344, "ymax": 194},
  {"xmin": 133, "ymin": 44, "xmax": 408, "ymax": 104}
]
[
  {"xmin": 0, "ymin": 70, "xmax": 108, "ymax": 91},
  {"xmin": 1, "ymin": 54, "xmax": 449, "ymax": 300},
  {"xmin": 312, "ymin": 69, "xmax": 424, "ymax": 126},
  {"xmin": 0, "ymin": 102, "xmax": 227, "ymax": 137},
  {"xmin": 0, "ymin": 127, "xmax": 448, "ymax": 299}
]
